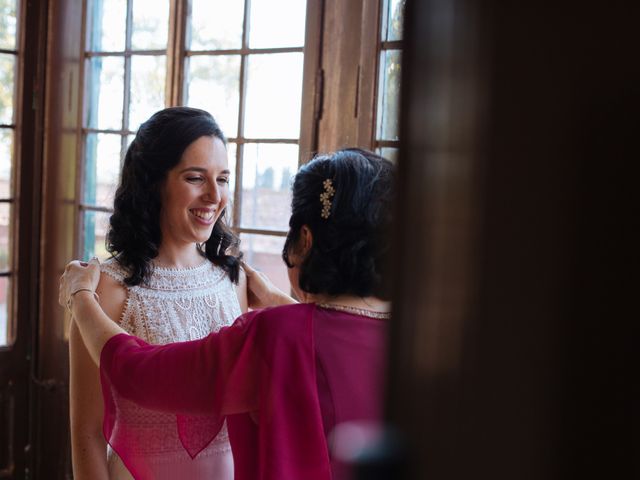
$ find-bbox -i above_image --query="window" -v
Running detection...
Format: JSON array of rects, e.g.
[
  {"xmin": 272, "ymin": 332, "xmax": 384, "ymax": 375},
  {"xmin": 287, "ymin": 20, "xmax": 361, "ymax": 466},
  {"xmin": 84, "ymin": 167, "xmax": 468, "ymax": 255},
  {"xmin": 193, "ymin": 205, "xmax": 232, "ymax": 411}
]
[
  {"xmin": 80, "ymin": 0, "xmax": 310, "ymax": 293},
  {"xmin": 78, "ymin": 0, "xmax": 402, "ymax": 294},
  {"xmin": 375, "ymin": 0, "xmax": 404, "ymax": 162},
  {"xmin": 81, "ymin": 0, "xmax": 170, "ymax": 261},
  {"xmin": 0, "ymin": 0, "xmax": 20, "ymax": 346},
  {"xmin": 186, "ymin": 0, "xmax": 307, "ymax": 292}
]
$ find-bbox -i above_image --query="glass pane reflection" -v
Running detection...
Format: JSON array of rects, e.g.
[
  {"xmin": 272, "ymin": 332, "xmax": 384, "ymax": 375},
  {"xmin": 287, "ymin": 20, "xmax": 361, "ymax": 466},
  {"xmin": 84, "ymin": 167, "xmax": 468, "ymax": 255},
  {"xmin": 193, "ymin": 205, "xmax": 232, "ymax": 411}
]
[
  {"xmin": 186, "ymin": 55, "xmax": 240, "ymax": 136},
  {"xmin": 132, "ymin": 0, "xmax": 170, "ymax": 50},
  {"xmin": 249, "ymin": 0, "xmax": 306, "ymax": 48},
  {"xmin": 240, "ymin": 233, "xmax": 289, "ymax": 295},
  {"xmin": 376, "ymin": 49, "xmax": 401, "ymax": 141},
  {"xmin": 129, "ymin": 55, "xmax": 166, "ymax": 130},
  {"xmin": 86, "ymin": 56, "xmax": 125, "ymax": 130},
  {"xmin": 88, "ymin": 0, "xmax": 126, "ymax": 52},
  {"xmin": 244, "ymin": 53, "xmax": 303, "ymax": 139},
  {"xmin": 377, "ymin": 147, "xmax": 398, "ymax": 164},
  {"xmin": 0, "ymin": 0, "xmax": 18, "ymax": 50},
  {"xmin": 0, "ymin": 128, "xmax": 13, "ymax": 198},
  {"xmin": 0, "ymin": 202, "xmax": 11, "ymax": 271},
  {"xmin": 0, "ymin": 276, "xmax": 10, "ymax": 346},
  {"xmin": 241, "ymin": 143, "xmax": 297, "ymax": 231},
  {"xmin": 381, "ymin": 0, "xmax": 405, "ymax": 42},
  {"xmin": 0, "ymin": 53, "xmax": 16, "ymax": 125},
  {"xmin": 189, "ymin": 0, "xmax": 244, "ymax": 50},
  {"xmin": 83, "ymin": 210, "xmax": 112, "ymax": 261},
  {"xmin": 84, "ymin": 133, "xmax": 122, "ymax": 207}
]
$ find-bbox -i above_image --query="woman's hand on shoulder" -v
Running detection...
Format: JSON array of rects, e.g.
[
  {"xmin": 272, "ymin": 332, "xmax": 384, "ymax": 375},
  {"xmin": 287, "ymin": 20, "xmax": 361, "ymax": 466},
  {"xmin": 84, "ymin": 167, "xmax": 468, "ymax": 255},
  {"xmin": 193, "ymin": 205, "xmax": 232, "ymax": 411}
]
[
  {"xmin": 59, "ymin": 258, "xmax": 101, "ymax": 309},
  {"xmin": 242, "ymin": 262, "xmax": 297, "ymax": 308}
]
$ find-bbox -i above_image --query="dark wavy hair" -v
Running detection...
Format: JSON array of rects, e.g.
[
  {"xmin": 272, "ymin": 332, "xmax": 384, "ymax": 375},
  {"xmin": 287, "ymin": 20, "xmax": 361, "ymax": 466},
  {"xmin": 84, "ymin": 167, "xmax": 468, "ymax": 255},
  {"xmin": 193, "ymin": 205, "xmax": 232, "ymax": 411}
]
[
  {"xmin": 282, "ymin": 148, "xmax": 394, "ymax": 299},
  {"xmin": 107, "ymin": 107, "xmax": 241, "ymax": 286}
]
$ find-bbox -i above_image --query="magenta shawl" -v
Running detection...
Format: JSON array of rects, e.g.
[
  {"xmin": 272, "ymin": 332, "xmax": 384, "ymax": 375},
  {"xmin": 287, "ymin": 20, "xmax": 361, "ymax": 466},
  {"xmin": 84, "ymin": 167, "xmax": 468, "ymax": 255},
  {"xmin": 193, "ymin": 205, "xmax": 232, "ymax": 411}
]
[{"xmin": 100, "ymin": 303, "xmax": 332, "ymax": 480}]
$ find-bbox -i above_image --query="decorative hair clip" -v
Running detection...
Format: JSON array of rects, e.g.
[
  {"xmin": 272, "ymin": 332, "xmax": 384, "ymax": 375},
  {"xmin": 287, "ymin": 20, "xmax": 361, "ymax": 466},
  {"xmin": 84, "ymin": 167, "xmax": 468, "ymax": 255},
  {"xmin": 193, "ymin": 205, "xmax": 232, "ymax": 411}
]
[{"xmin": 320, "ymin": 179, "xmax": 335, "ymax": 219}]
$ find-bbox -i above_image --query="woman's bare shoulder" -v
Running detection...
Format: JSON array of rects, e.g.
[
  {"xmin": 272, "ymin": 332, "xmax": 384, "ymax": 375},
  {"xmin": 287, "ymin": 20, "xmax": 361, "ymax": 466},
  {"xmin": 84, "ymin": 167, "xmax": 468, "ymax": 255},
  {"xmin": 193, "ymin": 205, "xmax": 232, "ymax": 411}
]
[{"xmin": 96, "ymin": 270, "xmax": 128, "ymax": 323}]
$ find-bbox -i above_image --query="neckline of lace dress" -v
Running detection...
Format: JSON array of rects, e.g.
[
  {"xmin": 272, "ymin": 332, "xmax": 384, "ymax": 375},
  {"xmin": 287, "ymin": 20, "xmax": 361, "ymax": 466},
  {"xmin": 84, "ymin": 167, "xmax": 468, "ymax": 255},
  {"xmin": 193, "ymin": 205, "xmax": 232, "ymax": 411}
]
[
  {"xmin": 151, "ymin": 259, "xmax": 210, "ymax": 274},
  {"xmin": 145, "ymin": 261, "xmax": 225, "ymax": 290},
  {"xmin": 102, "ymin": 257, "xmax": 226, "ymax": 291}
]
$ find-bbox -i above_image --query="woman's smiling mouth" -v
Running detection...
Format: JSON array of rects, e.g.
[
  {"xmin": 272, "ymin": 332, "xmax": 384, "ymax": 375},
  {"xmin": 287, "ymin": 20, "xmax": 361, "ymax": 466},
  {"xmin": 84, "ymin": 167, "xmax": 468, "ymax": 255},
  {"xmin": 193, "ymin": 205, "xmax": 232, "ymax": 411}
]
[{"xmin": 189, "ymin": 208, "xmax": 215, "ymax": 224}]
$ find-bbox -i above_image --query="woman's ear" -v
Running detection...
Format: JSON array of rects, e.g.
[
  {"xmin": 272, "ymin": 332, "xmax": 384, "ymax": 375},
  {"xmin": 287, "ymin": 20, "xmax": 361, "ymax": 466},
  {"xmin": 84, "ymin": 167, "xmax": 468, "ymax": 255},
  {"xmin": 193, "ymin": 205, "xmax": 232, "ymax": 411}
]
[{"xmin": 299, "ymin": 225, "xmax": 313, "ymax": 257}]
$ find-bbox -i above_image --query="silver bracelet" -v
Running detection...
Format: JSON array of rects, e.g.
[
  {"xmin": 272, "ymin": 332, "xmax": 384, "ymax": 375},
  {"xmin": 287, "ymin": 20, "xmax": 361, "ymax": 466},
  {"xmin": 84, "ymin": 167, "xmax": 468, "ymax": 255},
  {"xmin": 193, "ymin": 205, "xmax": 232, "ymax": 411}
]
[{"xmin": 66, "ymin": 288, "xmax": 99, "ymax": 312}]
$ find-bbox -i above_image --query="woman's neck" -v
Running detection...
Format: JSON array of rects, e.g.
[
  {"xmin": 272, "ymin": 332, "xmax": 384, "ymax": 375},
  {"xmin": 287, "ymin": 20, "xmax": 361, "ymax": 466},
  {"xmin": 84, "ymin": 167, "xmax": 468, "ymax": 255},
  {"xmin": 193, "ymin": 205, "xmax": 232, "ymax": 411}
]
[
  {"xmin": 153, "ymin": 244, "xmax": 204, "ymax": 269},
  {"xmin": 305, "ymin": 293, "xmax": 391, "ymax": 313}
]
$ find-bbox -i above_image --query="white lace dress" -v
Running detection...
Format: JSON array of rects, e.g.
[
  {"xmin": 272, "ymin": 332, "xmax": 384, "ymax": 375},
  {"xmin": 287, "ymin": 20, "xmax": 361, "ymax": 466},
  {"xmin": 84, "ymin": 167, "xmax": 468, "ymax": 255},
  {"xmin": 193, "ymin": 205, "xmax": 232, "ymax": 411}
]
[{"xmin": 101, "ymin": 258, "xmax": 241, "ymax": 480}]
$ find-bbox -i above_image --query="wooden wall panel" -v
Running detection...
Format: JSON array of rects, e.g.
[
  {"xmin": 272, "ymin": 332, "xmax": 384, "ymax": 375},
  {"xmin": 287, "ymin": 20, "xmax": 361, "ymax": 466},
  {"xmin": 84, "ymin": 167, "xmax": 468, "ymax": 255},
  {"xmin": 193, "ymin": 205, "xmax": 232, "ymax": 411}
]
[
  {"xmin": 34, "ymin": 0, "xmax": 84, "ymax": 477},
  {"xmin": 317, "ymin": 0, "xmax": 382, "ymax": 152}
]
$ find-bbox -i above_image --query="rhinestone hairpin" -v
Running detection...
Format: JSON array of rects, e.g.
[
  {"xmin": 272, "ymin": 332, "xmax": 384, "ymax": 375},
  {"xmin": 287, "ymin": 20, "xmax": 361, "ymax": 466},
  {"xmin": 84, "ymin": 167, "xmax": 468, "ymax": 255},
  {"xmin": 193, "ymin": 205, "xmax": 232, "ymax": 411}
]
[{"xmin": 320, "ymin": 179, "xmax": 335, "ymax": 219}]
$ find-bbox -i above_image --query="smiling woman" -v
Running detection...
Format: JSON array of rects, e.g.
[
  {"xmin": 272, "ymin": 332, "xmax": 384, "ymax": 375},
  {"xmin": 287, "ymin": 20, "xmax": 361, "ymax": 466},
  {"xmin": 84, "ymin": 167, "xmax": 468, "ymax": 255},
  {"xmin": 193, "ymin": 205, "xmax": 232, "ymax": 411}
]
[
  {"xmin": 69, "ymin": 107, "xmax": 247, "ymax": 480},
  {"xmin": 159, "ymin": 136, "xmax": 231, "ymax": 248}
]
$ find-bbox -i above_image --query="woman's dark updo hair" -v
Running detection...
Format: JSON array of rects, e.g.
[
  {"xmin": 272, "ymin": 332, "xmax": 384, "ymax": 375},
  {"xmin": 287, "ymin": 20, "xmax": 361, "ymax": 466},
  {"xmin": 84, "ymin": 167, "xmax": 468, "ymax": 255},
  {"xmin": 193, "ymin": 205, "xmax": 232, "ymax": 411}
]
[
  {"xmin": 283, "ymin": 148, "xmax": 394, "ymax": 299},
  {"xmin": 107, "ymin": 107, "xmax": 241, "ymax": 286}
]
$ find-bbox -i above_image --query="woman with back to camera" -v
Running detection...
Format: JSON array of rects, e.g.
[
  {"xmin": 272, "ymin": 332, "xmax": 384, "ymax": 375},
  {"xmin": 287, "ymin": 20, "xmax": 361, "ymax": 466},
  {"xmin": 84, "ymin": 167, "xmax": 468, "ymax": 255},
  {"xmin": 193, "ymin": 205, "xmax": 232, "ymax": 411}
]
[
  {"xmin": 69, "ymin": 107, "xmax": 247, "ymax": 479},
  {"xmin": 62, "ymin": 149, "xmax": 394, "ymax": 480}
]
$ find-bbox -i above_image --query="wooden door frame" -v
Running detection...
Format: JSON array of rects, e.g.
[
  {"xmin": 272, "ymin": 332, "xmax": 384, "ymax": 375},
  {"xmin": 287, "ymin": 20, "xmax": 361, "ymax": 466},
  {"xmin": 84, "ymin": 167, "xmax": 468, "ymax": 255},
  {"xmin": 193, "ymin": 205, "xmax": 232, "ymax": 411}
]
[{"xmin": 0, "ymin": 0, "xmax": 49, "ymax": 478}]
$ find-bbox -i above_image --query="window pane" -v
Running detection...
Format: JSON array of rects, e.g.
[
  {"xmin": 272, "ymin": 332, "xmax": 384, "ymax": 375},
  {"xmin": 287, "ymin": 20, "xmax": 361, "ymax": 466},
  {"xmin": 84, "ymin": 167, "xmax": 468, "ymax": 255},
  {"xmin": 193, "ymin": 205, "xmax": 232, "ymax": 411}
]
[
  {"xmin": 189, "ymin": 0, "xmax": 244, "ymax": 50},
  {"xmin": 87, "ymin": 0, "xmax": 126, "ymax": 52},
  {"xmin": 84, "ymin": 133, "xmax": 122, "ymax": 207},
  {"xmin": 0, "ymin": 202, "xmax": 11, "ymax": 271},
  {"xmin": 241, "ymin": 143, "xmax": 296, "ymax": 230},
  {"xmin": 0, "ymin": 53, "xmax": 16, "ymax": 125},
  {"xmin": 132, "ymin": 0, "xmax": 169, "ymax": 50},
  {"xmin": 0, "ymin": 276, "xmax": 10, "ymax": 346},
  {"xmin": 83, "ymin": 210, "xmax": 112, "ymax": 261},
  {"xmin": 249, "ymin": 0, "xmax": 306, "ymax": 48},
  {"xmin": 381, "ymin": 0, "xmax": 405, "ymax": 42},
  {"xmin": 86, "ymin": 56, "xmax": 125, "ymax": 130},
  {"xmin": 244, "ymin": 53, "xmax": 303, "ymax": 139},
  {"xmin": 0, "ymin": 128, "xmax": 13, "ymax": 198},
  {"xmin": 129, "ymin": 55, "xmax": 166, "ymax": 130},
  {"xmin": 0, "ymin": 0, "xmax": 18, "ymax": 50},
  {"xmin": 240, "ymin": 233, "xmax": 289, "ymax": 294},
  {"xmin": 376, "ymin": 49, "xmax": 401, "ymax": 141},
  {"xmin": 186, "ymin": 55, "xmax": 240, "ymax": 136},
  {"xmin": 377, "ymin": 146, "xmax": 399, "ymax": 164}
]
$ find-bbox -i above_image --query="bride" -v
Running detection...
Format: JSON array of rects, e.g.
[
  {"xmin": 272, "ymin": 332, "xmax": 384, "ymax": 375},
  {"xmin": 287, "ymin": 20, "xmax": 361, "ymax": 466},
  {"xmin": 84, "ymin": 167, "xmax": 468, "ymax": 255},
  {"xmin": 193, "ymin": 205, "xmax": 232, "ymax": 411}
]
[{"xmin": 69, "ymin": 107, "xmax": 246, "ymax": 479}]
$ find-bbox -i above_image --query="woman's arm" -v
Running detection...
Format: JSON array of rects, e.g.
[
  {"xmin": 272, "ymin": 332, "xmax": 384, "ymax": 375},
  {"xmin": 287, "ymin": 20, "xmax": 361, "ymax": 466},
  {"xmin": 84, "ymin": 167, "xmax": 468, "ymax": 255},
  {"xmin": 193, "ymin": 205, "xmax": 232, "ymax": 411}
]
[
  {"xmin": 69, "ymin": 322, "xmax": 109, "ymax": 480},
  {"xmin": 68, "ymin": 270, "xmax": 127, "ymax": 479},
  {"xmin": 60, "ymin": 259, "xmax": 125, "ymax": 365},
  {"xmin": 61, "ymin": 259, "xmax": 258, "ymax": 414}
]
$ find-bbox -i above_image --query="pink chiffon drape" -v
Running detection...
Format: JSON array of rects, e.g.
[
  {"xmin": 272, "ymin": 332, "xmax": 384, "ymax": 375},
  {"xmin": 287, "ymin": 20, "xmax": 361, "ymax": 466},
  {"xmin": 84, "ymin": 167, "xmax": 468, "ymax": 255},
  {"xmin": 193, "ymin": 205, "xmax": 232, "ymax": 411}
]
[{"xmin": 100, "ymin": 303, "xmax": 386, "ymax": 480}]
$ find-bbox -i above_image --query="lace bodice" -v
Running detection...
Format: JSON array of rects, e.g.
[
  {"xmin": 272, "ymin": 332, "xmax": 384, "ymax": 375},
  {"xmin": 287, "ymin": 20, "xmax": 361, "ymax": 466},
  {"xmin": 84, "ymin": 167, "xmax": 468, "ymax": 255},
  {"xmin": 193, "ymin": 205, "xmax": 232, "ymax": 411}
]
[
  {"xmin": 101, "ymin": 257, "xmax": 240, "ymax": 477},
  {"xmin": 102, "ymin": 258, "xmax": 241, "ymax": 345}
]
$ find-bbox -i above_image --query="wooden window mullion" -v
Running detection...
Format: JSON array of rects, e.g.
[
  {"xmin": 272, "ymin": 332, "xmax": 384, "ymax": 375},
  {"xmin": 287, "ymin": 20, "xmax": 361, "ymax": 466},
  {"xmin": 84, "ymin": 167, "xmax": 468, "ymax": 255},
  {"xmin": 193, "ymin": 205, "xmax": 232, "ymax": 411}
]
[
  {"xmin": 75, "ymin": 0, "xmax": 88, "ymax": 257},
  {"xmin": 84, "ymin": 127, "xmax": 136, "ymax": 135},
  {"xmin": 186, "ymin": 46, "xmax": 302, "ymax": 56},
  {"xmin": 167, "ymin": 0, "xmax": 188, "ymax": 106},
  {"xmin": 122, "ymin": 0, "xmax": 134, "ymax": 144},
  {"xmin": 298, "ymin": 0, "xmax": 323, "ymax": 166},
  {"xmin": 355, "ymin": 0, "xmax": 383, "ymax": 148},
  {"xmin": 232, "ymin": 0, "xmax": 252, "ymax": 231}
]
